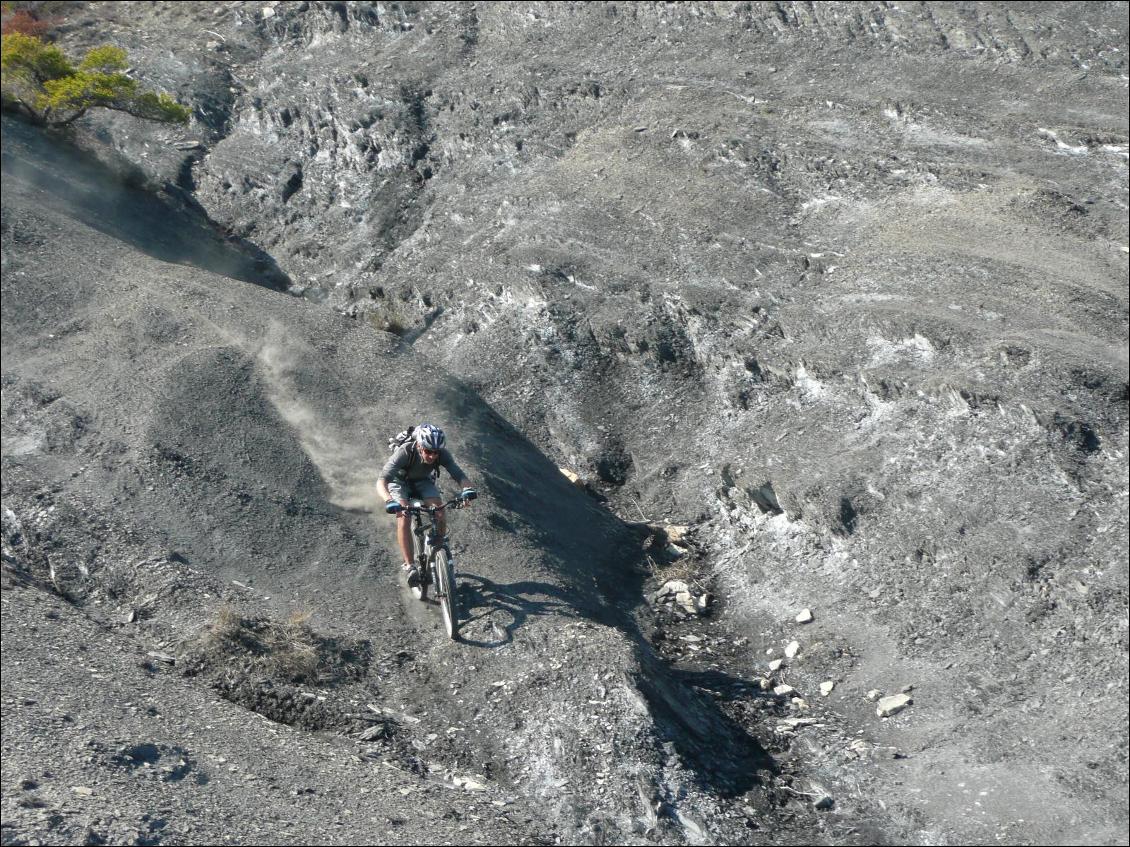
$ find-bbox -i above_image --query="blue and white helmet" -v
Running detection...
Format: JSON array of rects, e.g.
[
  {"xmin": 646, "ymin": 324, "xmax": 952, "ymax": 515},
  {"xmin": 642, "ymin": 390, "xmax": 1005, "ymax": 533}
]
[{"xmin": 415, "ymin": 423, "xmax": 446, "ymax": 451}]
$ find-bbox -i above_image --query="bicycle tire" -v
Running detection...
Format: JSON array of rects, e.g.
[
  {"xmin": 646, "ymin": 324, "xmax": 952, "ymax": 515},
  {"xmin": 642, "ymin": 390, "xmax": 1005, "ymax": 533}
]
[
  {"xmin": 434, "ymin": 549, "xmax": 458, "ymax": 640},
  {"xmin": 410, "ymin": 531, "xmax": 427, "ymax": 602}
]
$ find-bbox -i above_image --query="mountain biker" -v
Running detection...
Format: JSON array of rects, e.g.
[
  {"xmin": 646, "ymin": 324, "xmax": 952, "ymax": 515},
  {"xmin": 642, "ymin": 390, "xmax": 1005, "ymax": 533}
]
[{"xmin": 376, "ymin": 423, "xmax": 475, "ymax": 587}]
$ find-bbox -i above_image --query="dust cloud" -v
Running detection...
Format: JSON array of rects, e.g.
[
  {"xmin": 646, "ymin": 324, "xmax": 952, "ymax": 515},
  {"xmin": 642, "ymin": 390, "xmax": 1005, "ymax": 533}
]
[{"xmin": 255, "ymin": 325, "xmax": 382, "ymax": 513}]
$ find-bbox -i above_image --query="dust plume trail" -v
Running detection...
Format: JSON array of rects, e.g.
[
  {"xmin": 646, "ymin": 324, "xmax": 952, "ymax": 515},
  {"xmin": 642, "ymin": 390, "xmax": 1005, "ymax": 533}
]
[{"xmin": 255, "ymin": 324, "xmax": 381, "ymax": 512}]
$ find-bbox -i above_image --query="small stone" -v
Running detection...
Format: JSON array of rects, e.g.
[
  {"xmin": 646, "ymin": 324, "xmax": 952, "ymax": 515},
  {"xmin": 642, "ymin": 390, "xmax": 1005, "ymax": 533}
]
[
  {"xmin": 696, "ymin": 593, "xmax": 712, "ymax": 611},
  {"xmin": 675, "ymin": 591, "xmax": 701, "ymax": 615},
  {"xmin": 755, "ymin": 677, "xmax": 773, "ymax": 690},
  {"xmin": 784, "ymin": 640, "xmax": 800, "ymax": 659},
  {"xmin": 873, "ymin": 746, "xmax": 902, "ymax": 760},
  {"xmin": 72, "ymin": 786, "xmax": 94, "ymax": 796},
  {"xmin": 453, "ymin": 775, "xmax": 487, "ymax": 791},
  {"xmin": 876, "ymin": 693, "xmax": 913, "ymax": 717},
  {"xmin": 795, "ymin": 608, "xmax": 814, "ymax": 624},
  {"xmin": 665, "ymin": 525, "xmax": 691, "ymax": 544},
  {"xmin": 261, "ymin": 6, "xmax": 276, "ymax": 18},
  {"xmin": 781, "ymin": 717, "xmax": 817, "ymax": 728},
  {"xmin": 773, "ymin": 684, "xmax": 795, "ymax": 697},
  {"xmin": 812, "ymin": 787, "xmax": 834, "ymax": 810},
  {"xmin": 559, "ymin": 467, "xmax": 584, "ymax": 486},
  {"xmin": 819, "ymin": 680, "xmax": 835, "ymax": 697},
  {"xmin": 865, "ymin": 689, "xmax": 883, "ymax": 702},
  {"xmin": 660, "ymin": 580, "xmax": 689, "ymax": 597},
  {"xmin": 358, "ymin": 725, "xmax": 388, "ymax": 741},
  {"xmin": 768, "ymin": 658, "xmax": 784, "ymax": 672}
]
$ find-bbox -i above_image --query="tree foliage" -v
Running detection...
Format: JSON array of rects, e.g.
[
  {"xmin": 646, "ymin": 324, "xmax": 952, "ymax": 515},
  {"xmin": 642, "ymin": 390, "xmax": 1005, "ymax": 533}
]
[
  {"xmin": 1, "ymin": 1, "xmax": 62, "ymax": 37},
  {"xmin": 1, "ymin": 33, "xmax": 190, "ymax": 126}
]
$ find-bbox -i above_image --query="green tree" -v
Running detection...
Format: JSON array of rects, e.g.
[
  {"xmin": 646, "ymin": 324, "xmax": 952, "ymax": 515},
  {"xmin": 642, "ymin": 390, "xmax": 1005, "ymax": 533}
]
[{"xmin": 1, "ymin": 33, "xmax": 190, "ymax": 126}]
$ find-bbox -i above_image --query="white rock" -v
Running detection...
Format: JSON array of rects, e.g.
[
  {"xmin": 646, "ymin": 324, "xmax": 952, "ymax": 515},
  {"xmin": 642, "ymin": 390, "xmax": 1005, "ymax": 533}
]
[
  {"xmin": 262, "ymin": 6, "xmax": 275, "ymax": 18},
  {"xmin": 559, "ymin": 467, "xmax": 584, "ymax": 486},
  {"xmin": 773, "ymin": 684, "xmax": 795, "ymax": 696},
  {"xmin": 453, "ymin": 775, "xmax": 487, "ymax": 791},
  {"xmin": 876, "ymin": 693, "xmax": 913, "ymax": 717},
  {"xmin": 661, "ymin": 580, "xmax": 689, "ymax": 596},
  {"xmin": 819, "ymin": 680, "xmax": 835, "ymax": 696},
  {"xmin": 784, "ymin": 640, "xmax": 800, "ymax": 659},
  {"xmin": 865, "ymin": 689, "xmax": 883, "ymax": 702},
  {"xmin": 795, "ymin": 608, "xmax": 814, "ymax": 623},
  {"xmin": 676, "ymin": 595, "xmax": 702, "ymax": 615},
  {"xmin": 768, "ymin": 658, "xmax": 784, "ymax": 672},
  {"xmin": 781, "ymin": 717, "xmax": 817, "ymax": 728},
  {"xmin": 664, "ymin": 524, "xmax": 691, "ymax": 544}
]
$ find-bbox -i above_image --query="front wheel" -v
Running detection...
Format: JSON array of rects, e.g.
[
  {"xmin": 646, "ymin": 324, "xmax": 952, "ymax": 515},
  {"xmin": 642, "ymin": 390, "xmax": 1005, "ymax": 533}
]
[
  {"xmin": 434, "ymin": 549, "xmax": 458, "ymax": 640},
  {"xmin": 410, "ymin": 532, "xmax": 428, "ymax": 602}
]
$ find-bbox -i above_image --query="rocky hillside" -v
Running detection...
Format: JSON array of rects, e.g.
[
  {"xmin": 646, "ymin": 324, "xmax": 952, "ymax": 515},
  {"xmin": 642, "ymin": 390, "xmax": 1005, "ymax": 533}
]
[{"xmin": 3, "ymin": 2, "xmax": 1128, "ymax": 845}]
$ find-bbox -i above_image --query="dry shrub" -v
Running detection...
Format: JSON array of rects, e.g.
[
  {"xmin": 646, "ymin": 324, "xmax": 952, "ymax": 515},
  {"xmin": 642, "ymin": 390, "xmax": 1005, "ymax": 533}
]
[
  {"xmin": 198, "ymin": 605, "xmax": 321, "ymax": 682},
  {"xmin": 1, "ymin": 8, "xmax": 52, "ymax": 37}
]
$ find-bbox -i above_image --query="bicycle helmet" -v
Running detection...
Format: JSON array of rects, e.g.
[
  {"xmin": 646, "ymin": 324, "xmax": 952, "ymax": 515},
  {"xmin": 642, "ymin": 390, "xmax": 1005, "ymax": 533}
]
[{"xmin": 415, "ymin": 423, "xmax": 446, "ymax": 451}]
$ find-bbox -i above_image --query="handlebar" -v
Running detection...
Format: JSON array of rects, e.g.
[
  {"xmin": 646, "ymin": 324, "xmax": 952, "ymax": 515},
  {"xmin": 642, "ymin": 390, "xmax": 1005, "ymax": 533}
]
[{"xmin": 385, "ymin": 489, "xmax": 477, "ymax": 515}]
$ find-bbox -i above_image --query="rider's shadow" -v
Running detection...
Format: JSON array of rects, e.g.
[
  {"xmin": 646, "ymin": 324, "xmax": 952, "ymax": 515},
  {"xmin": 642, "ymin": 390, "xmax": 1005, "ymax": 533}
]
[{"xmin": 454, "ymin": 573, "xmax": 578, "ymax": 648}]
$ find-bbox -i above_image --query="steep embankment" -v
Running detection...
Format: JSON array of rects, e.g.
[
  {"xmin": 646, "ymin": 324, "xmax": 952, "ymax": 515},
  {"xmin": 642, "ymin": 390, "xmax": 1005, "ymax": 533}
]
[
  {"xmin": 2, "ymin": 120, "xmax": 800, "ymax": 845},
  {"xmin": 4, "ymin": 2, "xmax": 1129, "ymax": 845}
]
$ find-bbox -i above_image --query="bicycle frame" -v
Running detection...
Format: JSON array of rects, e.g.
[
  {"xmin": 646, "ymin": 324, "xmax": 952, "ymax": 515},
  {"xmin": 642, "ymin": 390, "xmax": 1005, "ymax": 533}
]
[
  {"xmin": 404, "ymin": 498, "xmax": 464, "ymax": 570},
  {"xmin": 400, "ymin": 498, "xmax": 467, "ymax": 639}
]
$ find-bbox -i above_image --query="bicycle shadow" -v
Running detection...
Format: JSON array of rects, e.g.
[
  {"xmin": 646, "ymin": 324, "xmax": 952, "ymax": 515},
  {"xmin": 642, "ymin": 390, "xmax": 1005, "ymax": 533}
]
[{"xmin": 454, "ymin": 573, "xmax": 580, "ymax": 648}]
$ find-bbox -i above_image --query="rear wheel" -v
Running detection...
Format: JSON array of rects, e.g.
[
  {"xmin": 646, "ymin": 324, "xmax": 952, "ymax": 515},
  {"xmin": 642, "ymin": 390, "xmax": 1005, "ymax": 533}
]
[{"xmin": 434, "ymin": 549, "xmax": 458, "ymax": 640}]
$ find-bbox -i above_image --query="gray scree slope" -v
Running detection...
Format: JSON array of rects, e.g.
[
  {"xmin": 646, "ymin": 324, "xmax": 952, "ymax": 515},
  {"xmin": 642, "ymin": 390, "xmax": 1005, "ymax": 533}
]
[{"xmin": 2, "ymin": 2, "xmax": 1127, "ymax": 845}]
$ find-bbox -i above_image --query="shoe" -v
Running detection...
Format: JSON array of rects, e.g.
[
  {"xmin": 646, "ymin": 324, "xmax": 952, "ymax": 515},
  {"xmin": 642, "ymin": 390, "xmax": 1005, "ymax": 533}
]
[{"xmin": 405, "ymin": 564, "xmax": 421, "ymax": 588}]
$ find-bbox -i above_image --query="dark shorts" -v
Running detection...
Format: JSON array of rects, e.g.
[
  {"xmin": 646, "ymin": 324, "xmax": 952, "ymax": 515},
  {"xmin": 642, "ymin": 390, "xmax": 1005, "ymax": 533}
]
[{"xmin": 387, "ymin": 478, "xmax": 442, "ymax": 503}]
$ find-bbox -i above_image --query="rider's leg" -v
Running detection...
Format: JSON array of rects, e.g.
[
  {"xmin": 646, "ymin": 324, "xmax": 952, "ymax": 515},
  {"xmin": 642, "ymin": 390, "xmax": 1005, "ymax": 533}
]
[
  {"xmin": 424, "ymin": 497, "xmax": 446, "ymax": 541},
  {"xmin": 396, "ymin": 513, "xmax": 414, "ymax": 564}
]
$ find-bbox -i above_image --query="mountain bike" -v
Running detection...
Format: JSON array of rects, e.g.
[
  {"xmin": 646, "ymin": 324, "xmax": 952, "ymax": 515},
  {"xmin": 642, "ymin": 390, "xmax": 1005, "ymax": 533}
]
[{"xmin": 395, "ymin": 494, "xmax": 475, "ymax": 640}]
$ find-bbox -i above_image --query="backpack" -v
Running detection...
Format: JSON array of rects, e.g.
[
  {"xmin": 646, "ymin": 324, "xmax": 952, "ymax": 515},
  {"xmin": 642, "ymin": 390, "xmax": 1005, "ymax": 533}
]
[
  {"xmin": 387, "ymin": 425, "xmax": 441, "ymax": 480},
  {"xmin": 388, "ymin": 425, "xmax": 416, "ymax": 453}
]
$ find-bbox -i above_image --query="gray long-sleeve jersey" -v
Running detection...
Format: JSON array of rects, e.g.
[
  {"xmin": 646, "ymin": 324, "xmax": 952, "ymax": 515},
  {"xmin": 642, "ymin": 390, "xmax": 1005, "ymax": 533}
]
[{"xmin": 379, "ymin": 443, "xmax": 468, "ymax": 485}]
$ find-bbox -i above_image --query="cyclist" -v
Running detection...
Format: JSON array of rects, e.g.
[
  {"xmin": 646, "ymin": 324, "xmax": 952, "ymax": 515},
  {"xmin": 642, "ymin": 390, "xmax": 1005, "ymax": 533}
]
[{"xmin": 376, "ymin": 423, "xmax": 475, "ymax": 587}]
